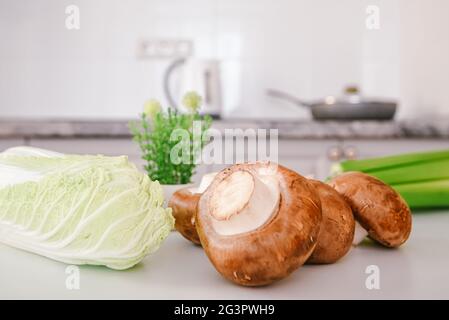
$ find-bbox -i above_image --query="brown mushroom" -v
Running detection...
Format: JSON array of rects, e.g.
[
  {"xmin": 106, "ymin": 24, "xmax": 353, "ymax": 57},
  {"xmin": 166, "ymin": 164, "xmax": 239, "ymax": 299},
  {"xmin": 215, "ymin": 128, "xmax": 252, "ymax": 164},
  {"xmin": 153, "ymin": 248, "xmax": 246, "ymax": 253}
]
[
  {"xmin": 307, "ymin": 180, "xmax": 355, "ymax": 264},
  {"xmin": 169, "ymin": 188, "xmax": 201, "ymax": 245},
  {"xmin": 168, "ymin": 172, "xmax": 218, "ymax": 245},
  {"xmin": 196, "ymin": 162, "xmax": 322, "ymax": 286},
  {"xmin": 329, "ymin": 171, "xmax": 412, "ymax": 248}
]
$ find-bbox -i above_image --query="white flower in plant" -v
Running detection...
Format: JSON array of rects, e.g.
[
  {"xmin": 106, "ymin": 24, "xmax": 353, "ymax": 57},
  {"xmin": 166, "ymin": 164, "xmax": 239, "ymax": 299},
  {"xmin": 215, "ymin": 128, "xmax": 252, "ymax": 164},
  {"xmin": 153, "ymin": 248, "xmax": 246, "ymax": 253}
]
[
  {"xmin": 182, "ymin": 91, "xmax": 202, "ymax": 113},
  {"xmin": 143, "ymin": 99, "xmax": 162, "ymax": 118}
]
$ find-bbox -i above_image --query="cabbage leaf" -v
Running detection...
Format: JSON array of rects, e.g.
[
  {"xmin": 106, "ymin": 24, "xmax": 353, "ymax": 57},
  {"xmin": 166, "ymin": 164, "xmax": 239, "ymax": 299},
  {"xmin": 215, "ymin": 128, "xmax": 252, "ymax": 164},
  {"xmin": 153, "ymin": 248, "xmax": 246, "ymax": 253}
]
[{"xmin": 0, "ymin": 147, "xmax": 174, "ymax": 270}]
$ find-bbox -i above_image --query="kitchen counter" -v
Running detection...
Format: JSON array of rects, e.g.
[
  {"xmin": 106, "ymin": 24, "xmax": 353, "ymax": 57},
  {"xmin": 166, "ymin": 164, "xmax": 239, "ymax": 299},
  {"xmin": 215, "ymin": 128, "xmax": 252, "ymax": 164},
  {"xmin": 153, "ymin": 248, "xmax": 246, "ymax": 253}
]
[
  {"xmin": 1, "ymin": 211, "xmax": 448, "ymax": 299},
  {"xmin": 1, "ymin": 118, "xmax": 449, "ymax": 139}
]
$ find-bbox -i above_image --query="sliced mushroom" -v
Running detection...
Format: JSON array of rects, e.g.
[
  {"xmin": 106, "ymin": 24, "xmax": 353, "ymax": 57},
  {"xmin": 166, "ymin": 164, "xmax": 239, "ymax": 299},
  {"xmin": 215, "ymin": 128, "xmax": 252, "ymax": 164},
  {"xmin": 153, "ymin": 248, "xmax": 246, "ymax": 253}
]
[
  {"xmin": 329, "ymin": 172, "xmax": 412, "ymax": 248},
  {"xmin": 169, "ymin": 188, "xmax": 202, "ymax": 245},
  {"xmin": 196, "ymin": 162, "xmax": 322, "ymax": 286},
  {"xmin": 307, "ymin": 180, "xmax": 355, "ymax": 264}
]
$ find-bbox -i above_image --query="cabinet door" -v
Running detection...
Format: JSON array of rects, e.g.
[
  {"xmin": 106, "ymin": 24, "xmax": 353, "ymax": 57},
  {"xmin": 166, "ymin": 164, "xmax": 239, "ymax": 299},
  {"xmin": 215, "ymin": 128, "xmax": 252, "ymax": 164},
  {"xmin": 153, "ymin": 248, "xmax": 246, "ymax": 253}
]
[
  {"xmin": 278, "ymin": 140, "xmax": 341, "ymax": 180},
  {"xmin": 342, "ymin": 139, "xmax": 449, "ymax": 160},
  {"xmin": 202, "ymin": 139, "xmax": 340, "ymax": 181}
]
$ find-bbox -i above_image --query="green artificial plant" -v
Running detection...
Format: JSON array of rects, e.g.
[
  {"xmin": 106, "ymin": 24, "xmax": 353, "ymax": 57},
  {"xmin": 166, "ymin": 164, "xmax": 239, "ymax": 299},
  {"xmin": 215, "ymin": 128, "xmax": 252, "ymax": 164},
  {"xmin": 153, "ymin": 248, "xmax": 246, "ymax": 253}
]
[{"xmin": 130, "ymin": 92, "xmax": 212, "ymax": 185}]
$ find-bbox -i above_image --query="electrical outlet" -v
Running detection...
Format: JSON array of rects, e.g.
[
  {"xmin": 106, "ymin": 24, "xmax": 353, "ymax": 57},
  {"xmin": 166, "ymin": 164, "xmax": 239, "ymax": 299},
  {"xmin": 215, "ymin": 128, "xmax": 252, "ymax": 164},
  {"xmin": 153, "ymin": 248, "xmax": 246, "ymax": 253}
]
[{"xmin": 137, "ymin": 39, "xmax": 193, "ymax": 59}]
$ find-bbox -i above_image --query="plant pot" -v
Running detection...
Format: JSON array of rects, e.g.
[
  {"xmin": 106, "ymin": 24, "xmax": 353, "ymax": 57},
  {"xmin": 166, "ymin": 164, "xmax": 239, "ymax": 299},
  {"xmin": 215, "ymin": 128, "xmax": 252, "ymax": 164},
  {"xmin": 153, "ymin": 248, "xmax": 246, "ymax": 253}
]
[{"xmin": 162, "ymin": 183, "xmax": 195, "ymax": 207}]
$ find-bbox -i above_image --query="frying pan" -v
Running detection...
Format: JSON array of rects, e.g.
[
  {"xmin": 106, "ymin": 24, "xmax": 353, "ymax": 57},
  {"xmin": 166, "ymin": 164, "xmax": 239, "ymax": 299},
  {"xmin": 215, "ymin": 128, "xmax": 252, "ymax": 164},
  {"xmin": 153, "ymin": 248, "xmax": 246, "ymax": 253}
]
[{"xmin": 267, "ymin": 86, "xmax": 397, "ymax": 120}]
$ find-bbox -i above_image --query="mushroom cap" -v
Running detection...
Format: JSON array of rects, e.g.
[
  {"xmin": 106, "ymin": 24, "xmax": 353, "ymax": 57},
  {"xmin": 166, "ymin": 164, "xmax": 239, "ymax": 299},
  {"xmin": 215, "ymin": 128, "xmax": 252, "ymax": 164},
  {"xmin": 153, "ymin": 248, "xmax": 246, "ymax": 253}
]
[
  {"xmin": 196, "ymin": 162, "xmax": 322, "ymax": 286},
  {"xmin": 306, "ymin": 180, "xmax": 355, "ymax": 264},
  {"xmin": 169, "ymin": 188, "xmax": 201, "ymax": 245},
  {"xmin": 329, "ymin": 172, "xmax": 412, "ymax": 248}
]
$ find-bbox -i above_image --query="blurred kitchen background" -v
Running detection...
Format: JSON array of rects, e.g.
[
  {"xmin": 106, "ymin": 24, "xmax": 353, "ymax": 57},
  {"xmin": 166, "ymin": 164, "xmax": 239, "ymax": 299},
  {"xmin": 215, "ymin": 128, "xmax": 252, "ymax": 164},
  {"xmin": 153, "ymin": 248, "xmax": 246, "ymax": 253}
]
[{"xmin": 1, "ymin": 0, "xmax": 449, "ymax": 180}]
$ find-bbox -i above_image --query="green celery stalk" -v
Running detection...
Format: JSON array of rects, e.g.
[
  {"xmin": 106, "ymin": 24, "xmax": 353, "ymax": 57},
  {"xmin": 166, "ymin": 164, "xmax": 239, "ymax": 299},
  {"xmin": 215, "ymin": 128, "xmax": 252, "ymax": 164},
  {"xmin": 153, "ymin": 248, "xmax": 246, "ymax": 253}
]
[
  {"xmin": 392, "ymin": 180, "xmax": 449, "ymax": 208},
  {"xmin": 335, "ymin": 149, "xmax": 449, "ymax": 209},
  {"xmin": 364, "ymin": 158, "xmax": 449, "ymax": 185},
  {"xmin": 340, "ymin": 149, "xmax": 449, "ymax": 173}
]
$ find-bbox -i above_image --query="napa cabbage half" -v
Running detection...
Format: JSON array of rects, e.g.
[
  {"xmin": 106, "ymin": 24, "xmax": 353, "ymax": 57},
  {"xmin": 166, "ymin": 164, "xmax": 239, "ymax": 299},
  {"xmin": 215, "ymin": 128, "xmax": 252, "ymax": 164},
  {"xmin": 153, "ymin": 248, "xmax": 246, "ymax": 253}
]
[{"xmin": 0, "ymin": 147, "xmax": 174, "ymax": 270}]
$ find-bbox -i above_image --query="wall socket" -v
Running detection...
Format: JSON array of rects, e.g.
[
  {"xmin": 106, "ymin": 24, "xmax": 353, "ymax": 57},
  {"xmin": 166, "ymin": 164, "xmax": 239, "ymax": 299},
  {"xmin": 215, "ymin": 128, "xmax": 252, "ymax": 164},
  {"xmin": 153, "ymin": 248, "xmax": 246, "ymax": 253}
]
[{"xmin": 137, "ymin": 39, "xmax": 193, "ymax": 59}]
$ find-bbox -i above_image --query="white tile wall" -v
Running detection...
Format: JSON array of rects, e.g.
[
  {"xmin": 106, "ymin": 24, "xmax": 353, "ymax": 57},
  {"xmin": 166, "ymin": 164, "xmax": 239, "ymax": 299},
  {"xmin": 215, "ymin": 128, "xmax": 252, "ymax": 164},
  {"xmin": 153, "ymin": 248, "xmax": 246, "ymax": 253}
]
[
  {"xmin": 0, "ymin": 0, "xmax": 448, "ymax": 119},
  {"xmin": 399, "ymin": 0, "xmax": 449, "ymax": 118}
]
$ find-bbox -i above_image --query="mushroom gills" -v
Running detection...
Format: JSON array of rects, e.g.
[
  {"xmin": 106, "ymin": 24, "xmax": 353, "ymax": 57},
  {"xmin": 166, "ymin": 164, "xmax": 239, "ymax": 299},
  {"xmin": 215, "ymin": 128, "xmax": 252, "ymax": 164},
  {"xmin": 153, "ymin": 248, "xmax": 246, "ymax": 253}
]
[
  {"xmin": 209, "ymin": 169, "xmax": 280, "ymax": 236},
  {"xmin": 353, "ymin": 220, "xmax": 369, "ymax": 246},
  {"xmin": 197, "ymin": 172, "xmax": 218, "ymax": 194}
]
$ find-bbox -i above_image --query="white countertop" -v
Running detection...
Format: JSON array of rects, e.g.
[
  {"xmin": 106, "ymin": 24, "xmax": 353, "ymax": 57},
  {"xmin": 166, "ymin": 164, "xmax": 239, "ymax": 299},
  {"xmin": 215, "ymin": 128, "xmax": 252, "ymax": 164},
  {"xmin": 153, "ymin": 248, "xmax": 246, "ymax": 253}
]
[{"xmin": 1, "ymin": 211, "xmax": 449, "ymax": 300}]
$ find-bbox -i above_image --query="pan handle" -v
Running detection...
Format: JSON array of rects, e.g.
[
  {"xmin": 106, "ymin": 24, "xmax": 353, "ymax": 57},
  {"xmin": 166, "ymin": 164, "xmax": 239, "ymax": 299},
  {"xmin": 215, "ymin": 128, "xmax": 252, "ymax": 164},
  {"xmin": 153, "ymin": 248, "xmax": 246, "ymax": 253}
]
[{"xmin": 266, "ymin": 89, "xmax": 313, "ymax": 108}]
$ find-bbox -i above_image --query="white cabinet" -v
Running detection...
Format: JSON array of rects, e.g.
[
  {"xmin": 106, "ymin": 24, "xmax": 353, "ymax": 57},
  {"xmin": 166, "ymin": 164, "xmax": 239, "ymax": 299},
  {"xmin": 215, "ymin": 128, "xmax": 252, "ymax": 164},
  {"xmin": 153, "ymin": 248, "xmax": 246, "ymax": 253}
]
[
  {"xmin": 26, "ymin": 138, "xmax": 342, "ymax": 182},
  {"xmin": 2, "ymin": 137, "xmax": 447, "ymax": 184},
  {"xmin": 0, "ymin": 139, "xmax": 25, "ymax": 151},
  {"xmin": 200, "ymin": 138, "xmax": 341, "ymax": 180},
  {"xmin": 277, "ymin": 139, "xmax": 341, "ymax": 180},
  {"xmin": 27, "ymin": 138, "xmax": 208, "ymax": 183},
  {"xmin": 29, "ymin": 138, "xmax": 144, "ymax": 167},
  {"xmin": 28, "ymin": 138, "xmax": 140, "ymax": 155},
  {"xmin": 202, "ymin": 139, "xmax": 449, "ymax": 180}
]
